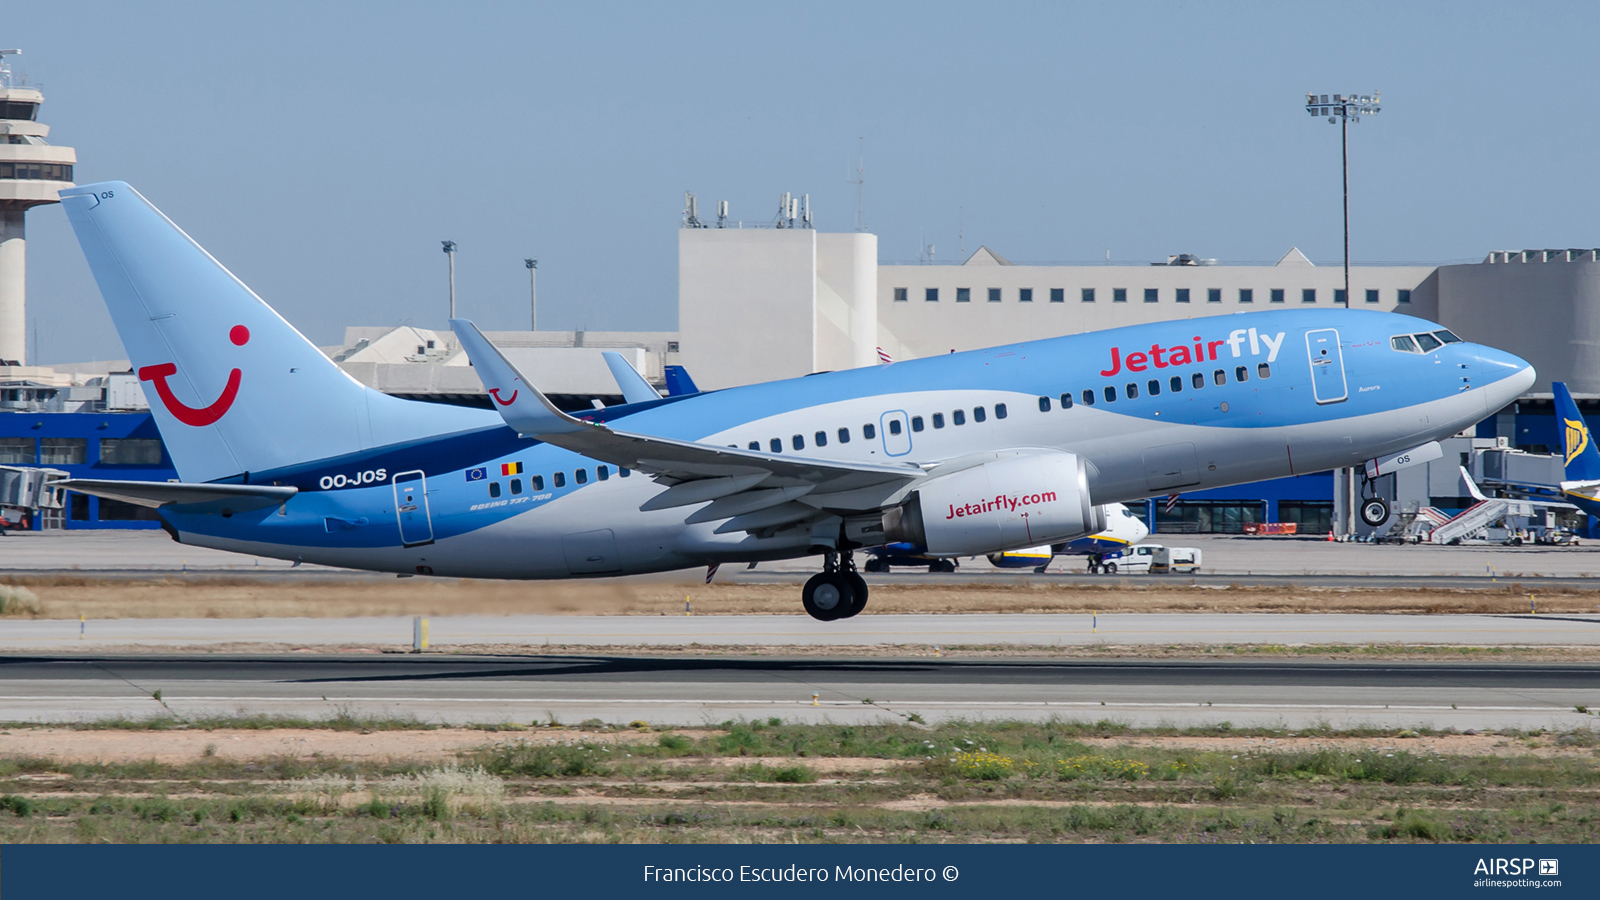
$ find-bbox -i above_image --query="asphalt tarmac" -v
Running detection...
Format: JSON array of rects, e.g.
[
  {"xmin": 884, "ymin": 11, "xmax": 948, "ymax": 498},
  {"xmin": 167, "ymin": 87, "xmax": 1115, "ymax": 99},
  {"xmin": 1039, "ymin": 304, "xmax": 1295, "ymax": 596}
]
[
  {"xmin": 6, "ymin": 612, "xmax": 1600, "ymax": 651},
  {"xmin": 1, "ymin": 653, "xmax": 1594, "ymax": 731}
]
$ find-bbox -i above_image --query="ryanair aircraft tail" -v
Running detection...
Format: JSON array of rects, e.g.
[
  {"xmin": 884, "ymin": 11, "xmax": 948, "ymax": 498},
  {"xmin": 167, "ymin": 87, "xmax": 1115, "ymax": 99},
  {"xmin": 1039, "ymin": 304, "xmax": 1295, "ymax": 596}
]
[
  {"xmin": 1551, "ymin": 381, "xmax": 1600, "ymax": 481},
  {"xmin": 59, "ymin": 182, "xmax": 493, "ymax": 483}
]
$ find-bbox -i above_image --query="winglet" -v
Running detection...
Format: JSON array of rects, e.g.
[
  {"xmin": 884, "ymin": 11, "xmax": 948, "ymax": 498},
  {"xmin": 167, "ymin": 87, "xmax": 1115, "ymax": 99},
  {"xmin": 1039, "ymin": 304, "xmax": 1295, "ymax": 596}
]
[
  {"xmin": 602, "ymin": 351, "xmax": 660, "ymax": 405},
  {"xmin": 449, "ymin": 319, "xmax": 587, "ymax": 435}
]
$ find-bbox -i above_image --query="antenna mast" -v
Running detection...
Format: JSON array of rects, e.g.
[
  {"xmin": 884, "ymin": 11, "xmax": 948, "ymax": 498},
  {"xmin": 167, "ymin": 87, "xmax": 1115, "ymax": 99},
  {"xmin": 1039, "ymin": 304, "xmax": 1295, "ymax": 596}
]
[{"xmin": 847, "ymin": 138, "xmax": 865, "ymax": 232}]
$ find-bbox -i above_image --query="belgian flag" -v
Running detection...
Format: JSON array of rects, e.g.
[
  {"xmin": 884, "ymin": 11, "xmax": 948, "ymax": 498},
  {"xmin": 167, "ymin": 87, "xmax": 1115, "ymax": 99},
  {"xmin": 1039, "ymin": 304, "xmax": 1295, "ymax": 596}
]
[{"xmin": 501, "ymin": 461, "xmax": 523, "ymax": 476}]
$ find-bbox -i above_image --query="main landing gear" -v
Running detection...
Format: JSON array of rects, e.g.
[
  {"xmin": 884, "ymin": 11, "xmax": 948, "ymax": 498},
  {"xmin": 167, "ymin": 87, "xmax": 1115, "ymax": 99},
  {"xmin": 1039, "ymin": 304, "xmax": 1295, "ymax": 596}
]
[{"xmin": 802, "ymin": 551, "xmax": 868, "ymax": 622}]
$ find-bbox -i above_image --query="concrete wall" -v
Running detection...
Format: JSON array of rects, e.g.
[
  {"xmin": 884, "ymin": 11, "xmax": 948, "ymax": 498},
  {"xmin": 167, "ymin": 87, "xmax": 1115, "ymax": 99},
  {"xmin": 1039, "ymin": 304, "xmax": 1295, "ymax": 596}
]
[
  {"xmin": 678, "ymin": 229, "xmax": 817, "ymax": 390},
  {"xmin": 1435, "ymin": 255, "xmax": 1600, "ymax": 394}
]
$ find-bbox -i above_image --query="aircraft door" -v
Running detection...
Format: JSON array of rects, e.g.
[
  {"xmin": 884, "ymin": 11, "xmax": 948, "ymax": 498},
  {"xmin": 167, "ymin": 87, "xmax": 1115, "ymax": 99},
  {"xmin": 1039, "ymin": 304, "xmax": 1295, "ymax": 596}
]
[
  {"xmin": 392, "ymin": 470, "xmax": 435, "ymax": 547},
  {"xmin": 1305, "ymin": 329, "xmax": 1348, "ymax": 404},
  {"xmin": 879, "ymin": 410, "xmax": 912, "ymax": 457}
]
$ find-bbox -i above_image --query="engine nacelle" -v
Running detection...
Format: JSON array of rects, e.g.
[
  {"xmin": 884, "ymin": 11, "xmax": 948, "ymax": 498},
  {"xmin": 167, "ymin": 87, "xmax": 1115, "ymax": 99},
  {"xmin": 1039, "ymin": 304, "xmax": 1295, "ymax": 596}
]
[{"xmin": 882, "ymin": 452, "xmax": 1104, "ymax": 556}]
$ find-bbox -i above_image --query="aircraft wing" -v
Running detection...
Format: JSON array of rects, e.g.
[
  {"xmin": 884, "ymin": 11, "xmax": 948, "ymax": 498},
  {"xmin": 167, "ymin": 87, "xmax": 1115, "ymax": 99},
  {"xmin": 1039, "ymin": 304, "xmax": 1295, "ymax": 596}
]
[
  {"xmin": 61, "ymin": 479, "xmax": 296, "ymax": 513},
  {"xmin": 450, "ymin": 320, "xmax": 923, "ymax": 530}
]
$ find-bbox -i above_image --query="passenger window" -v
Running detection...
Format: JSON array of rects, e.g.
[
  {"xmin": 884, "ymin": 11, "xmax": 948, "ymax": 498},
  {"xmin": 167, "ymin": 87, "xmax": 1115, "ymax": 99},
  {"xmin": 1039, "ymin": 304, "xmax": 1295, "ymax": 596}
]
[
  {"xmin": 815, "ymin": 430, "xmax": 827, "ymax": 447},
  {"xmin": 1213, "ymin": 369, "xmax": 1227, "ymax": 386},
  {"xmin": 1147, "ymin": 379, "xmax": 1160, "ymax": 396},
  {"xmin": 748, "ymin": 441, "xmax": 760, "ymax": 450},
  {"xmin": 888, "ymin": 420, "xmax": 902, "ymax": 436},
  {"xmin": 511, "ymin": 478, "xmax": 523, "ymax": 494},
  {"xmin": 932, "ymin": 412, "xmax": 945, "ymax": 428},
  {"xmin": 554, "ymin": 472, "xmax": 566, "ymax": 488},
  {"xmin": 911, "ymin": 416, "xmax": 924, "ymax": 432},
  {"xmin": 863, "ymin": 423, "xmax": 876, "ymax": 439},
  {"xmin": 619, "ymin": 468, "xmax": 630, "ymax": 478},
  {"xmin": 770, "ymin": 438, "xmax": 782, "ymax": 453},
  {"xmin": 598, "ymin": 465, "xmax": 609, "ymax": 481},
  {"xmin": 1081, "ymin": 390, "xmax": 1095, "ymax": 407},
  {"xmin": 531, "ymin": 475, "xmax": 545, "ymax": 490},
  {"xmin": 1257, "ymin": 363, "xmax": 1271, "ymax": 378},
  {"xmin": 1235, "ymin": 366, "xmax": 1248, "ymax": 382},
  {"xmin": 1415, "ymin": 333, "xmax": 1442, "ymax": 352},
  {"xmin": 1104, "ymin": 385, "xmax": 1117, "ymax": 402},
  {"xmin": 838, "ymin": 427, "xmax": 851, "ymax": 444},
  {"xmin": 1192, "ymin": 372, "xmax": 1205, "ymax": 389},
  {"xmin": 953, "ymin": 410, "xmax": 966, "ymax": 425},
  {"xmin": 1038, "ymin": 396, "xmax": 1051, "ymax": 413},
  {"xmin": 792, "ymin": 434, "xmax": 805, "ymax": 450},
  {"xmin": 1059, "ymin": 393, "xmax": 1074, "ymax": 409},
  {"xmin": 1126, "ymin": 382, "xmax": 1139, "ymax": 399},
  {"xmin": 1169, "ymin": 375, "xmax": 1182, "ymax": 393},
  {"xmin": 488, "ymin": 482, "xmax": 501, "ymax": 498},
  {"xmin": 994, "ymin": 403, "xmax": 1007, "ymax": 419},
  {"xmin": 973, "ymin": 406, "xmax": 987, "ymax": 423},
  {"xmin": 576, "ymin": 468, "xmax": 588, "ymax": 484},
  {"xmin": 1391, "ymin": 335, "xmax": 1419, "ymax": 353},
  {"xmin": 1434, "ymin": 330, "xmax": 1462, "ymax": 344}
]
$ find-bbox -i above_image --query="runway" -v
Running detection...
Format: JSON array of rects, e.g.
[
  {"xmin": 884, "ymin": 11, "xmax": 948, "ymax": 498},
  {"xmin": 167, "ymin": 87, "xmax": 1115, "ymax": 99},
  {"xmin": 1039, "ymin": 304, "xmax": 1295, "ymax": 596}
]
[
  {"xmin": 2, "ymin": 653, "xmax": 1595, "ymax": 731},
  {"xmin": 5, "ymin": 612, "xmax": 1599, "ymax": 651}
]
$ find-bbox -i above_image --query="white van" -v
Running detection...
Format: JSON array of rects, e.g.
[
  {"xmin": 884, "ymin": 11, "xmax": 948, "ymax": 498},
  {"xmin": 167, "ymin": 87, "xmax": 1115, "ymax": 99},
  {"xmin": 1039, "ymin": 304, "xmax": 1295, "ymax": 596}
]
[
  {"xmin": 1099, "ymin": 543, "xmax": 1201, "ymax": 575},
  {"xmin": 1151, "ymin": 546, "xmax": 1202, "ymax": 573}
]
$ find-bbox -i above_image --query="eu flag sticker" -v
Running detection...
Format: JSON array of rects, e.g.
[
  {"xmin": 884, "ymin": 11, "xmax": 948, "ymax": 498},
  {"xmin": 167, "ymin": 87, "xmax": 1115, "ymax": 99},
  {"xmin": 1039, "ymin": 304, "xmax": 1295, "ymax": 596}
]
[{"xmin": 466, "ymin": 467, "xmax": 487, "ymax": 482}]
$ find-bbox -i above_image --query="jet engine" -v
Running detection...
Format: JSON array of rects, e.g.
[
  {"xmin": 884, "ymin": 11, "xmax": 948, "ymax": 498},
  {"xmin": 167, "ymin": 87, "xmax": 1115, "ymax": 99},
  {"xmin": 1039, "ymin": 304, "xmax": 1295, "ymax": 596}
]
[{"xmin": 882, "ymin": 451, "xmax": 1104, "ymax": 556}]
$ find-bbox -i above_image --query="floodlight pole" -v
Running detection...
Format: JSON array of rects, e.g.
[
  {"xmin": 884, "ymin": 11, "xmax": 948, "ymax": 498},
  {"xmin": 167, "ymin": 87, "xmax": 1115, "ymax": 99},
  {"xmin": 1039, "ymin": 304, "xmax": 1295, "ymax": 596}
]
[
  {"xmin": 1305, "ymin": 92, "xmax": 1380, "ymax": 541},
  {"xmin": 441, "ymin": 241, "xmax": 457, "ymax": 320},
  {"xmin": 1306, "ymin": 92, "xmax": 1380, "ymax": 308},
  {"xmin": 525, "ymin": 258, "xmax": 537, "ymax": 330}
]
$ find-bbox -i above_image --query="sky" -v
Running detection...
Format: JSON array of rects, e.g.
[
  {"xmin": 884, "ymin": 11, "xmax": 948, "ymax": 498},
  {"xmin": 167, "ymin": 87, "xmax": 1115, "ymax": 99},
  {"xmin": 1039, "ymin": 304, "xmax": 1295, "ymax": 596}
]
[{"xmin": 9, "ymin": 1, "xmax": 1600, "ymax": 363}]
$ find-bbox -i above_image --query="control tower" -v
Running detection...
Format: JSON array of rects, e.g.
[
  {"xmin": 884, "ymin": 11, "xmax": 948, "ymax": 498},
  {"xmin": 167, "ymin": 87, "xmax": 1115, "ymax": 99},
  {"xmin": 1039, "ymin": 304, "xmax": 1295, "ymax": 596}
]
[{"xmin": 0, "ymin": 50, "xmax": 75, "ymax": 365}]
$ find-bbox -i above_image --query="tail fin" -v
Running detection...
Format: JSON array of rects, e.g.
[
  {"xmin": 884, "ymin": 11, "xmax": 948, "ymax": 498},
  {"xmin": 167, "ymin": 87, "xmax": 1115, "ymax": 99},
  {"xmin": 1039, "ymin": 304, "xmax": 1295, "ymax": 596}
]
[
  {"xmin": 60, "ymin": 182, "xmax": 490, "ymax": 482},
  {"xmin": 1552, "ymin": 381, "xmax": 1600, "ymax": 481},
  {"xmin": 663, "ymin": 365, "xmax": 700, "ymax": 396}
]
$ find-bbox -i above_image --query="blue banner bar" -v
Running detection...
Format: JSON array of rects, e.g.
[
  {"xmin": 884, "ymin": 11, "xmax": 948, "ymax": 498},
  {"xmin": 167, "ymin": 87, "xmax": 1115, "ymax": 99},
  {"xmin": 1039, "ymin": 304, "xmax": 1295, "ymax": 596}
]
[{"xmin": 5, "ymin": 844, "xmax": 1595, "ymax": 899}]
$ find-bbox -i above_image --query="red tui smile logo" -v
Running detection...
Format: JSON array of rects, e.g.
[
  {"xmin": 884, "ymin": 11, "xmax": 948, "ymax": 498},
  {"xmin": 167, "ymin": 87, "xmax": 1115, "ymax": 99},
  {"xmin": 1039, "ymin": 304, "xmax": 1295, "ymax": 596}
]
[
  {"xmin": 489, "ymin": 387, "xmax": 518, "ymax": 406},
  {"xmin": 138, "ymin": 325, "xmax": 249, "ymax": 426}
]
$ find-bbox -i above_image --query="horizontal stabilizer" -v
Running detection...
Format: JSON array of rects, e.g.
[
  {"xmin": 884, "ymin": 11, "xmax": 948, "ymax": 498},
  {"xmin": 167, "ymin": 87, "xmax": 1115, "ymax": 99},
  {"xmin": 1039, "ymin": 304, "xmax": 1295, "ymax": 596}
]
[
  {"xmin": 62, "ymin": 479, "xmax": 296, "ymax": 513},
  {"xmin": 603, "ymin": 351, "xmax": 661, "ymax": 405}
]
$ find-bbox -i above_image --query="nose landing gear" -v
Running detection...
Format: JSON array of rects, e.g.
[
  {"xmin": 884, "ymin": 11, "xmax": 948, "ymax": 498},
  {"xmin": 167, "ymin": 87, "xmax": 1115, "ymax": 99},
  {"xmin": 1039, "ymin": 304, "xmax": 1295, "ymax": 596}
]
[{"xmin": 802, "ymin": 552, "xmax": 868, "ymax": 621}]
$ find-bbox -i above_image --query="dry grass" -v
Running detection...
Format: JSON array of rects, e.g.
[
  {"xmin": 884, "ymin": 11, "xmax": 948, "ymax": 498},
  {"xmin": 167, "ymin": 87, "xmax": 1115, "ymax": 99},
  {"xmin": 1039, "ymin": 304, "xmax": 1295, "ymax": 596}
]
[{"xmin": 1, "ymin": 575, "xmax": 1599, "ymax": 619}]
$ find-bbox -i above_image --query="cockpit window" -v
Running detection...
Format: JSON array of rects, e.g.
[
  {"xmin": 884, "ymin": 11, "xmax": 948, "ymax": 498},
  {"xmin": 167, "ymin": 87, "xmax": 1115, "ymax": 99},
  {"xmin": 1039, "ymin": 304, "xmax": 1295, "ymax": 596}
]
[
  {"xmin": 1433, "ymin": 329, "xmax": 1462, "ymax": 344},
  {"xmin": 1391, "ymin": 335, "xmax": 1419, "ymax": 353},
  {"xmin": 1414, "ymin": 333, "xmax": 1443, "ymax": 352}
]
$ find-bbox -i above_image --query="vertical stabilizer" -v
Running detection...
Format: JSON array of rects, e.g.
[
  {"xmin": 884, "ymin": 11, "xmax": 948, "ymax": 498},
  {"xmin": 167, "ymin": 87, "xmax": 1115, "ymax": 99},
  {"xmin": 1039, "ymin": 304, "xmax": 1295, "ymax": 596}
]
[
  {"xmin": 1552, "ymin": 381, "xmax": 1600, "ymax": 481},
  {"xmin": 59, "ymin": 182, "xmax": 491, "ymax": 482}
]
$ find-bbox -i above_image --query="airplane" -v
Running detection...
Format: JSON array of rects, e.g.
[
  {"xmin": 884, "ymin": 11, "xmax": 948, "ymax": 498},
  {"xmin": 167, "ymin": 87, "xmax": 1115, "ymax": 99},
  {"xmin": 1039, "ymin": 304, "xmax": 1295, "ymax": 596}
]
[
  {"xmin": 55, "ymin": 182, "xmax": 1536, "ymax": 621},
  {"xmin": 1551, "ymin": 380, "xmax": 1600, "ymax": 521},
  {"xmin": 985, "ymin": 504, "xmax": 1151, "ymax": 573},
  {"xmin": 862, "ymin": 502, "xmax": 1147, "ymax": 573}
]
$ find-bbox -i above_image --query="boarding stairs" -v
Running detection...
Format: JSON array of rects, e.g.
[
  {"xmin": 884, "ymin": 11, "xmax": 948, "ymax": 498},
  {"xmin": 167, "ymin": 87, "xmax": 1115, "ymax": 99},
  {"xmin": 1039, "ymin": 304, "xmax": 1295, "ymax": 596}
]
[{"xmin": 1425, "ymin": 498, "xmax": 1535, "ymax": 545}]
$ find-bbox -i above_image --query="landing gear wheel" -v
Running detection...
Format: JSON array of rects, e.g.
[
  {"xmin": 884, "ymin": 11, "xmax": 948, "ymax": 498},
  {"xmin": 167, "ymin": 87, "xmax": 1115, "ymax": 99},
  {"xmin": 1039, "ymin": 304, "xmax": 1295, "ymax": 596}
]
[
  {"xmin": 802, "ymin": 572, "xmax": 855, "ymax": 621},
  {"xmin": 927, "ymin": 559, "xmax": 956, "ymax": 574},
  {"xmin": 1359, "ymin": 497, "xmax": 1391, "ymax": 527},
  {"xmin": 837, "ymin": 572, "xmax": 869, "ymax": 618}
]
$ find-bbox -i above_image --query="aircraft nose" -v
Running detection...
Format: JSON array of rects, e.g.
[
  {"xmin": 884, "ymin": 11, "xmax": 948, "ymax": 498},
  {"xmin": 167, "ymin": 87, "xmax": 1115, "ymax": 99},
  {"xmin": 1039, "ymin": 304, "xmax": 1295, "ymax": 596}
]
[{"xmin": 1473, "ymin": 345, "xmax": 1536, "ymax": 407}]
